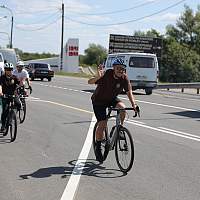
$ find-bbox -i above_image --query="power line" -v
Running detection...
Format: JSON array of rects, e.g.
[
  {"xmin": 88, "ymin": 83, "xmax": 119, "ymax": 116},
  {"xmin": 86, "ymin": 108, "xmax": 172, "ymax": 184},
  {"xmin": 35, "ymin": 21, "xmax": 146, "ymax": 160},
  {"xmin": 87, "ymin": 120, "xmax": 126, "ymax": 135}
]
[
  {"xmin": 15, "ymin": 7, "xmax": 60, "ymax": 15},
  {"xmin": 66, "ymin": 0, "xmax": 186, "ymax": 26},
  {"xmin": 67, "ymin": 0, "xmax": 155, "ymax": 16},
  {"xmin": 15, "ymin": 16, "xmax": 61, "ymax": 31},
  {"xmin": 15, "ymin": 11, "xmax": 61, "ymax": 25}
]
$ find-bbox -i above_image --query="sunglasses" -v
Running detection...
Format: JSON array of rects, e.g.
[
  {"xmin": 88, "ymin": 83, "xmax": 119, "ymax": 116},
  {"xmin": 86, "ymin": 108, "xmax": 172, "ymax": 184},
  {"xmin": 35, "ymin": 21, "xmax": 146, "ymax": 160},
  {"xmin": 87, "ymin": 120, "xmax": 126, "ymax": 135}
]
[{"xmin": 115, "ymin": 66, "xmax": 126, "ymax": 72}]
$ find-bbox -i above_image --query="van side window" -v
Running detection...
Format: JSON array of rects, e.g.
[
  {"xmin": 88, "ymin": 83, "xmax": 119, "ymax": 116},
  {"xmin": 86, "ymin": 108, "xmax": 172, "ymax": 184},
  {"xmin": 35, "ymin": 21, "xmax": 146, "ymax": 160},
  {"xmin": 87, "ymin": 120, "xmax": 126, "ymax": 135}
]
[{"xmin": 129, "ymin": 57, "xmax": 155, "ymax": 68}]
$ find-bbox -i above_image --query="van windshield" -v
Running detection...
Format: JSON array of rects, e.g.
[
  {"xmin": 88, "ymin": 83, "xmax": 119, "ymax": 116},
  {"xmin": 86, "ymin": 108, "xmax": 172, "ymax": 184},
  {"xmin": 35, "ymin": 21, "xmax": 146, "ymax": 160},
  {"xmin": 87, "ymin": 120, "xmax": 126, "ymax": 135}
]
[{"xmin": 129, "ymin": 57, "xmax": 155, "ymax": 68}]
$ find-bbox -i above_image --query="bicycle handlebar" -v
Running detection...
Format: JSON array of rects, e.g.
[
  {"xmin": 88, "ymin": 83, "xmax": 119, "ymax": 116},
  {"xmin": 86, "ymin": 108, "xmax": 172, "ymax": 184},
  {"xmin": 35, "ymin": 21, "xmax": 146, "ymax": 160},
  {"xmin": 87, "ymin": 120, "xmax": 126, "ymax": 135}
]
[
  {"xmin": 108, "ymin": 105, "xmax": 140, "ymax": 118},
  {"xmin": 16, "ymin": 85, "xmax": 32, "ymax": 96}
]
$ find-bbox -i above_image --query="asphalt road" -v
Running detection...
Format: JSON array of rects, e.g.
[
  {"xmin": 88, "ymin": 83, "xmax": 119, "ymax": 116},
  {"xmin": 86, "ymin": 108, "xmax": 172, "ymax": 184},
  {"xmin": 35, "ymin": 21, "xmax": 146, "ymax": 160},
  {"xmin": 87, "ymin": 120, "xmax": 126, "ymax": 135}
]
[{"xmin": 0, "ymin": 75, "xmax": 199, "ymax": 200}]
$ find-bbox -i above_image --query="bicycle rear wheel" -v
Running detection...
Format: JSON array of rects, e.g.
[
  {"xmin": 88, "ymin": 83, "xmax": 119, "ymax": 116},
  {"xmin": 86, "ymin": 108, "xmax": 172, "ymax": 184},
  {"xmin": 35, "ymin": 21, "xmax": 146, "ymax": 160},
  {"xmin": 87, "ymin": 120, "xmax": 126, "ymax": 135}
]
[
  {"xmin": 115, "ymin": 126, "xmax": 134, "ymax": 173},
  {"xmin": 19, "ymin": 98, "xmax": 26, "ymax": 123},
  {"xmin": 8, "ymin": 110, "xmax": 17, "ymax": 142},
  {"xmin": 93, "ymin": 122, "xmax": 109, "ymax": 161}
]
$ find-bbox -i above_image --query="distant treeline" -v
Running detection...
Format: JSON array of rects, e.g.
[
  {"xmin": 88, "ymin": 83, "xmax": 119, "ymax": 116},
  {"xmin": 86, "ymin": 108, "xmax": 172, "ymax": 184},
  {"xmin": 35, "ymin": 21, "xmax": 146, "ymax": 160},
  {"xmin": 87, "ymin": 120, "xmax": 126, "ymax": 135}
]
[{"xmin": 14, "ymin": 48, "xmax": 58, "ymax": 61}]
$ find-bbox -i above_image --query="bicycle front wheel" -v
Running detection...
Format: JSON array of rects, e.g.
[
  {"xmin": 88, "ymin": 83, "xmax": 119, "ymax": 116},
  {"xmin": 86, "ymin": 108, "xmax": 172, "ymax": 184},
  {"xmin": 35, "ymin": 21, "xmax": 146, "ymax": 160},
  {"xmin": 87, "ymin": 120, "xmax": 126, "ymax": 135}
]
[
  {"xmin": 115, "ymin": 126, "xmax": 134, "ymax": 173},
  {"xmin": 19, "ymin": 98, "xmax": 26, "ymax": 123},
  {"xmin": 8, "ymin": 110, "xmax": 17, "ymax": 142}
]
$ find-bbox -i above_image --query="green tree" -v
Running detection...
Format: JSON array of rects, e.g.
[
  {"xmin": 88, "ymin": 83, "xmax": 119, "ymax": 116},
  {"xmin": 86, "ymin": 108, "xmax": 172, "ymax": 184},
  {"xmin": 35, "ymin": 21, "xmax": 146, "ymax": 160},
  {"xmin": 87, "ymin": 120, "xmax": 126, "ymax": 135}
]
[
  {"xmin": 160, "ymin": 38, "xmax": 200, "ymax": 82},
  {"xmin": 134, "ymin": 29, "xmax": 162, "ymax": 37},
  {"xmin": 160, "ymin": 4, "xmax": 200, "ymax": 82},
  {"xmin": 83, "ymin": 43, "xmax": 107, "ymax": 66},
  {"xmin": 166, "ymin": 5, "xmax": 200, "ymax": 52}
]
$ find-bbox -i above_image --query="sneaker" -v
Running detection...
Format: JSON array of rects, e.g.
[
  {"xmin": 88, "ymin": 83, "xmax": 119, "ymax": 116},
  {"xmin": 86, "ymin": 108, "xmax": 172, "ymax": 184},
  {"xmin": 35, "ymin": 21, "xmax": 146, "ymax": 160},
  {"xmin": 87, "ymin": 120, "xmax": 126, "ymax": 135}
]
[{"xmin": 95, "ymin": 144, "xmax": 104, "ymax": 163}]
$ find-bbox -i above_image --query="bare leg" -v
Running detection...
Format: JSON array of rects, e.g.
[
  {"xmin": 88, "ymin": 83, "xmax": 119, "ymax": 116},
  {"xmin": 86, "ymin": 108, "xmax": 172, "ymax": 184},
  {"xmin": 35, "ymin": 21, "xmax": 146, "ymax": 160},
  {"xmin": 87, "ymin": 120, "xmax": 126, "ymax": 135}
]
[
  {"xmin": 95, "ymin": 120, "xmax": 107, "ymax": 141},
  {"xmin": 116, "ymin": 101, "xmax": 126, "ymax": 125}
]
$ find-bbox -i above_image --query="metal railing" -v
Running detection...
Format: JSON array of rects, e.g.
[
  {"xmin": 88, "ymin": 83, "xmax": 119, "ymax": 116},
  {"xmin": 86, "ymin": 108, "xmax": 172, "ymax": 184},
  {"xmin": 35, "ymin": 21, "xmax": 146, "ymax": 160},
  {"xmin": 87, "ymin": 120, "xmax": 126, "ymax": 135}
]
[{"xmin": 156, "ymin": 82, "xmax": 200, "ymax": 94}]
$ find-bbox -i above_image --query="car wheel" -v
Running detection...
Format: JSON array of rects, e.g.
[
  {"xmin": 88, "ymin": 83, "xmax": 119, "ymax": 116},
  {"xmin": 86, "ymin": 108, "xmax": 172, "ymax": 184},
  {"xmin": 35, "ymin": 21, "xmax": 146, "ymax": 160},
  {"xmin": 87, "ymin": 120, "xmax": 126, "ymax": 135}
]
[
  {"xmin": 145, "ymin": 88, "xmax": 153, "ymax": 95},
  {"xmin": 48, "ymin": 78, "xmax": 51, "ymax": 82}
]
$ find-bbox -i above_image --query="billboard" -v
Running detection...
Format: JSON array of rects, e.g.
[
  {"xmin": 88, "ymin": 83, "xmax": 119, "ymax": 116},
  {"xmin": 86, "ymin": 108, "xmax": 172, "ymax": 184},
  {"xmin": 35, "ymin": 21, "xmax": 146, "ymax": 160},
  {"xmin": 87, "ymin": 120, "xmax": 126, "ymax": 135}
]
[{"xmin": 109, "ymin": 34, "xmax": 162, "ymax": 58}]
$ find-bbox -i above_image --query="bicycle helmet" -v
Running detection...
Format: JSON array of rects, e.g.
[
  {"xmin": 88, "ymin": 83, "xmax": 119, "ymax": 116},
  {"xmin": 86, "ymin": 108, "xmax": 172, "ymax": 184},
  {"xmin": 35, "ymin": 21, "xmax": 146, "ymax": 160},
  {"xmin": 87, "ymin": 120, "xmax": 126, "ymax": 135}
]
[
  {"xmin": 112, "ymin": 58, "xmax": 126, "ymax": 68},
  {"xmin": 16, "ymin": 61, "xmax": 25, "ymax": 67},
  {"xmin": 4, "ymin": 63, "xmax": 14, "ymax": 70}
]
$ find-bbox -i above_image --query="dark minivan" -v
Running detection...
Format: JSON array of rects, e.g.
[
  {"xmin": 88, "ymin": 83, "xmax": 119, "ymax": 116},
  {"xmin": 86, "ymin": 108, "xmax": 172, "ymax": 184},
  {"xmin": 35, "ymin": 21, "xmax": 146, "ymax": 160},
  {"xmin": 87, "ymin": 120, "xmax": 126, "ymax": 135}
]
[{"xmin": 28, "ymin": 63, "xmax": 54, "ymax": 81}]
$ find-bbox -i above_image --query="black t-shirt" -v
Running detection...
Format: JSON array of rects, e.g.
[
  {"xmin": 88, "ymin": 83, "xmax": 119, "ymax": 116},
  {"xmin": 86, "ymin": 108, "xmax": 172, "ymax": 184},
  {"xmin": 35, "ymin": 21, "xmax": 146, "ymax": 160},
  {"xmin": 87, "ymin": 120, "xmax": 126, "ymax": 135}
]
[
  {"xmin": 91, "ymin": 69, "xmax": 130, "ymax": 105},
  {"xmin": 0, "ymin": 75, "xmax": 19, "ymax": 95}
]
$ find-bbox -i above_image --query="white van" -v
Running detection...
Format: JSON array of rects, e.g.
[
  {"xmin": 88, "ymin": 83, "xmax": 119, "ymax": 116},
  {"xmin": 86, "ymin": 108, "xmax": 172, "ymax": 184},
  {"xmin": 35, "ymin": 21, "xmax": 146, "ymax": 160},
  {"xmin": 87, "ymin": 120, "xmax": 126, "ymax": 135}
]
[
  {"xmin": 105, "ymin": 52, "xmax": 159, "ymax": 95},
  {"xmin": 0, "ymin": 48, "xmax": 18, "ymax": 68},
  {"xmin": 0, "ymin": 53, "xmax": 4, "ymax": 76}
]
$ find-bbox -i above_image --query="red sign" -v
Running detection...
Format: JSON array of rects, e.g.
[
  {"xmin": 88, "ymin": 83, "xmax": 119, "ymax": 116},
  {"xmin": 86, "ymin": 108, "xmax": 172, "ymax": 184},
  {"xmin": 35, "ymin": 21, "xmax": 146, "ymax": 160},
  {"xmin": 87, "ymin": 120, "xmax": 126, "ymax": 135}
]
[{"xmin": 67, "ymin": 45, "xmax": 79, "ymax": 56}]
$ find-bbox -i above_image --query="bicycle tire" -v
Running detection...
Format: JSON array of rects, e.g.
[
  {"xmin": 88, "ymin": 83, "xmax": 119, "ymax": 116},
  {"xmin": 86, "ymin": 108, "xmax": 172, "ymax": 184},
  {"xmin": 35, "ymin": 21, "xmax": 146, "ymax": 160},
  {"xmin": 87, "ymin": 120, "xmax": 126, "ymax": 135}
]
[
  {"xmin": 19, "ymin": 98, "xmax": 26, "ymax": 123},
  {"xmin": 9, "ymin": 110, "xmax": 17, "ymax": 142},
  {"xmin": 93, "ymin": 122, "xmax": 109, "ymax": 161},
  {"xmin": 115, "ymin": 126, "xmax": 134, "ymax": 173}
]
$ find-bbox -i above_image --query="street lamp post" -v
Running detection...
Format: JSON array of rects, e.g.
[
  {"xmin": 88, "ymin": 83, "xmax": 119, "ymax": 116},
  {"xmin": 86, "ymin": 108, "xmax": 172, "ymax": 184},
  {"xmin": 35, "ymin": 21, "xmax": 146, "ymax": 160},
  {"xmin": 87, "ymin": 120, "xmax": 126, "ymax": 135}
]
[{"xmin": 0, "ymin": 5, "xmax": 14, "ymax": 48}]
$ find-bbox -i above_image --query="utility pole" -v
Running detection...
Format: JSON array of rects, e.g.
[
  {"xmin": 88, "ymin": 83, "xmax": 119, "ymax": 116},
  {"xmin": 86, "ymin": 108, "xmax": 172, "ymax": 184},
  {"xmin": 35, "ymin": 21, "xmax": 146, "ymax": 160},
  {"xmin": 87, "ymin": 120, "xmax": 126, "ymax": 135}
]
[
  {"xmin": 10, "ymin": 16, "xmax": 13, "ymax": 48},
  {"xmin": 60, "ymin": 2, "xmax": 64, "ymax": 71}
]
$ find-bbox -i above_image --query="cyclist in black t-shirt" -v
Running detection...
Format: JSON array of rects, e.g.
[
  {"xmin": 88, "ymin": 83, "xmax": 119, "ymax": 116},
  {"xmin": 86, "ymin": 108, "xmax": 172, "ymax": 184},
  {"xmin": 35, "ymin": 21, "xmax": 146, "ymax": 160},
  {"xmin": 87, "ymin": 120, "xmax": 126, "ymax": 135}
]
[
  {"xmin": 88, "ymin": 58, "xmax": 137, "ymax": 162},
  {"xmin": 0, "ymin": 63, "xmax": 21, "ymax": 132}
]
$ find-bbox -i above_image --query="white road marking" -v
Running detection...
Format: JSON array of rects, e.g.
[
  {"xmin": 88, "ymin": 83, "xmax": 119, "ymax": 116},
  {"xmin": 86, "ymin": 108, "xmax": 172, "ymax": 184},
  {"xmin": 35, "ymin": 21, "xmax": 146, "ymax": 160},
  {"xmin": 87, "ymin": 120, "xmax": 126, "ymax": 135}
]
[
  {"xmin": 126, "ymin": 120, "xmax": 200, "ymax": 142},
  {"xmin": 60, "ymin": 115, "xmax": 96, "ymax": 200},
  {"xmin": 30, "ymin": 96, "xmax": 199, "ymax": 143},
  {"xmin": 120, "ymin": 97, "xmax": 198, "ymax": 112},
  {"xmin": 127, "ymin": 119, "xmax": 145, "ymax": 125},
  {"xmin": 38, "ymin": 100, "xmax": 93, "ymax": 114},
  {"xmin": 158, "ymin": 127, "xmax": 200, "ymax": 140},
  {"xmin": 35, "ymin": 82, "xmax": 199, "ymax": 112}
]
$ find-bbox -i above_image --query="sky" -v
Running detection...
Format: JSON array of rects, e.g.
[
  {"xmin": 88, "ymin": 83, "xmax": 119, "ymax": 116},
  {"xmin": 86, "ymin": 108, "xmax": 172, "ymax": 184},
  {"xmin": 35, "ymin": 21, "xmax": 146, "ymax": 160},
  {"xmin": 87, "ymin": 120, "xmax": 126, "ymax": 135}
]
[{"xmin": 0, "ymin": 0, "xmax": 199, "ymax": 55}]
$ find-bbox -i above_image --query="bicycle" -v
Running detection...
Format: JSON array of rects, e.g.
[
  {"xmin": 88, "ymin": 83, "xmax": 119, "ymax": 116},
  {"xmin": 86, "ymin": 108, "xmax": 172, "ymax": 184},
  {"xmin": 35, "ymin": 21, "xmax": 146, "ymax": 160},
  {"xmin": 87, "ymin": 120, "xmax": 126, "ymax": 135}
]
[
  {"xmin": 16, "ymin": 85, "xmax": 32, "ymax": 124},
  {"xmin": 93, "ymin": 106, "xmax": 140, "ymax": 173},
  {"xmin": 1, "ymin": 95, "xmax": 18, "ymax": 142}
]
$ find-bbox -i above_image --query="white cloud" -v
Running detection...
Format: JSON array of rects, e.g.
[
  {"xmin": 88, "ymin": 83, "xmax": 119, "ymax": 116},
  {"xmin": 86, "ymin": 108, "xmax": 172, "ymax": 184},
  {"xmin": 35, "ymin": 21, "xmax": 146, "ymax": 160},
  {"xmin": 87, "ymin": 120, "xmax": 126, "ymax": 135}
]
[
  {"xmin": 159, "ymin": 13, "xmax": 180, "ymax": 21},
  {"xmin": 140, "ymin": 12, "xmax": 180, "ymax": 23}
]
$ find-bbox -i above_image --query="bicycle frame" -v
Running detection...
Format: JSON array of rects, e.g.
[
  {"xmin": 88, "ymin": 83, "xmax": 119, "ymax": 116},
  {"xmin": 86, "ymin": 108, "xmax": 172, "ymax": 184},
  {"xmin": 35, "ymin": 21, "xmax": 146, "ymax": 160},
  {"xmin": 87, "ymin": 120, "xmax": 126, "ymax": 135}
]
[
  {"xmin": 3, "ymin": 95, "xmax": 17, "ymax": 120},
  {"xmin": 106, "ymin": 107, "xmax": 139, "ymax": 150},
  {"xmin": 106, "ymin": 109, "xmax": 121, "ymax": 150}
]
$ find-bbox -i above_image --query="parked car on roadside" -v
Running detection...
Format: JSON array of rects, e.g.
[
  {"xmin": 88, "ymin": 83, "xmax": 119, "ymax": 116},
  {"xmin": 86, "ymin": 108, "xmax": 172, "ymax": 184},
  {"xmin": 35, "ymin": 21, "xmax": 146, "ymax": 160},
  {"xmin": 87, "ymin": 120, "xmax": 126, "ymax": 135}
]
[{"xmin": 28, "ymin": 63, "xmax": 54, "ymax": 81}]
